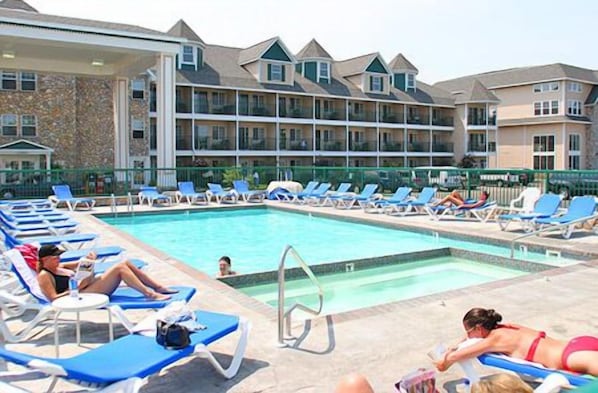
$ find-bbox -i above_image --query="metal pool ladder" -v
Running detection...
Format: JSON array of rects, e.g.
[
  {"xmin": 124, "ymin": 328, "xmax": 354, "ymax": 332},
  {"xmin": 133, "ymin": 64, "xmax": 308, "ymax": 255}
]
[{"xmin": 277, "ymin": 245, "xmax": 324, "ymax": 347}]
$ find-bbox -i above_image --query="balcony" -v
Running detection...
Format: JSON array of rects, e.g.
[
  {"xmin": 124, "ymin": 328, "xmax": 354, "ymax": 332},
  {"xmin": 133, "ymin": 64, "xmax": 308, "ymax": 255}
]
[
  {"xmin": 432, "ymin": 143, "xmax": 454, "ymax": 153},
  {"xmin": 380, "ymin": 142, "xmax": 404, "ymax": 152},
  {"xmin": 316, "ymin": 110, "xmax": 344, "ymax": 121},
  {"xmin": 407, "ymin": 142, "xmax": 430, "ymax": 153},
  {"xmin": 316, "ymin": 138, "xmax": 345, "ymax": 151},
  {"xmin": 348, "ymin": 141, "xmax": 375, "ymax": 152},
  {"xmin": 380, "ymin": 112, "xmax": 404, "ymax": 124},
  {"xmin": 468, "ymin": 115, "xmax": 496, "ymax": 126},
  {"xmin": 349, "ymin": 111, "xmax": 376, "ymax": 122},
  {"xmin": 239, "ymin": 137, "xmax": 274, "ymax": 151},
  {"xmin": 176, "ymin": 102, "xmax": 192, "ymax": 114},
  {"xmin": 468, "ymin": 142, "xmax": 487, "ymax": 152},
  {"xmin": 280, "ymin": 107, "xmax": 312, "ymax": 119},
  {"xmin": 407, "ymin": 115, "xmax": 429, "ymax": 125},
  {"xmin": 210, "ymin": 139, "xmax": 232, "ymax": 150},
  {"xmin": 239, "ymin": 106, "xmax": 273, "ymax": 117},
  {"xmin": 432, "ymin": 116, "xmax": 454, "ymax": 126},
  {"xmin": 279, "ymin": 139, "xmax": 311, "ymax": 151}
]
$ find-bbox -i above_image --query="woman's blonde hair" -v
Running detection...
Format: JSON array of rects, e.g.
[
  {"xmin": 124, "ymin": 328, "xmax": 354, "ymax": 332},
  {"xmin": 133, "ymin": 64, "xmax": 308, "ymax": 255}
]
[{"xmin": 471, "ymin": 373, "xmax": 533, "ymax": 393}]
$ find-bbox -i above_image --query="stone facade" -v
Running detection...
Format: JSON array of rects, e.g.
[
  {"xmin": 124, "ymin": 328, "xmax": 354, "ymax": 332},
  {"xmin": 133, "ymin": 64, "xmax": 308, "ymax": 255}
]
[
  {"xmin": 587, "ymin": 104, "xmax": 598, "ymax": 169},
  {"xmin": 129, "ymin": 77, "xmax": 150, "ymax": 158}
]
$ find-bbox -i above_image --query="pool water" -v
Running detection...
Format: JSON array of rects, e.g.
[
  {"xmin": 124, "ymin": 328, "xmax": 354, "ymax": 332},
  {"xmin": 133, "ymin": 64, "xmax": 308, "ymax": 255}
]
[
  {"xmin": 238, "ymin": 256, "xmax": 527, "ymax": 314},
  {"xmin": 102, "ymin": 208, "xmax": 570, "ymax": 276}
]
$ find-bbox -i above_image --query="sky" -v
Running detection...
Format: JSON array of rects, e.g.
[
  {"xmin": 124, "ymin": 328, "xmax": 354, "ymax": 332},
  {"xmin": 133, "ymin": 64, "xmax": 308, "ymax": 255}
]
[{"xmin": 25, "ymin": 0, "xmax": 598, "ymax": 84}]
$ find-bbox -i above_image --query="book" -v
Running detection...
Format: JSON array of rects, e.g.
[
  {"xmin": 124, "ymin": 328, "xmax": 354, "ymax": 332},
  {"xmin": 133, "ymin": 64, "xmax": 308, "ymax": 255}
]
[{"xmin": 73, "ymin": 258, "xmax": 95, "ymax": 281}]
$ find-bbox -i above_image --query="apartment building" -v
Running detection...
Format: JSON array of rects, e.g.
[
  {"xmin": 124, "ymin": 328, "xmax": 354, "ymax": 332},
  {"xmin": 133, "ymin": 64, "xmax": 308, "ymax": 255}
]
[{"xmin": 436, "ymin": 65, "xmax": 598, "ymax": 170}]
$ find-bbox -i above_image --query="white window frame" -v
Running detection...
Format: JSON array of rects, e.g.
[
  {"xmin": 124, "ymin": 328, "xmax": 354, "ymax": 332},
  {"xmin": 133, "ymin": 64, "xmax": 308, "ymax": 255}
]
[
  {"xmin": 270, "ymin": 63, "xmax": 283, "ymax": 81},
  {"xmin": 131, "ymin": 79, "xmax": 145, "ymax": 99},
  {"xmin": 406, "ymin": 73, "xmax": 416, "ymax": 90},
  {"xmin": 181, "ymin": 45, "xmax": 195, "ymax": 65},
  {"xmin": 533, "ymin": 82, "xmax": 559, "ymax": 93},
  {"xmin": 131, "ymin": 118, "xmax": 145, "ymax": 139},
  {"xmin": 1, "ymin": 114, "xmax": 17, "ymax": 136},
  {"xmin": 1, "ymin": 72, "xmax": 17, "ymax": 90},
  {"xmin": 318, "ymin": 62, "xmax": 329, "ymax": 80},
  {"xmin": 534, "ymin": 100, "xmax": 559, "ymax": 116},
  {"xmin": 568, "ymin": 82, "xmax": 582, "ymax": 92},
  {"xmin": 20, "ymin": 114, "xmax": 36, "ymax": 136},
  {"xmin": 567, "ymin": 100, "xmax": 582, "ymax": 116},
  {"xmin": 532, "ymin": 134, "xmax": 555, "ymax": 170},
  {"xmin": 568, "ymin": 133, "xmax": 581, "ymax": 169},
  {"xmin": 371, "ymin": 76, "xmax": 382, "ymax": 92},
  {"xmin": 20, "ymin": 72, "xmax": 36, "ymax": 91}
]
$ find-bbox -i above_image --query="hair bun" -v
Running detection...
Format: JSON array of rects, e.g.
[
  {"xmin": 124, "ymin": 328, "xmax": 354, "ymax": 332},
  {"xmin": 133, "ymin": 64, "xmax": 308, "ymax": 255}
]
[{"xmin": 486, "ymin": 309, "xmax": 503, "ymax": 324}]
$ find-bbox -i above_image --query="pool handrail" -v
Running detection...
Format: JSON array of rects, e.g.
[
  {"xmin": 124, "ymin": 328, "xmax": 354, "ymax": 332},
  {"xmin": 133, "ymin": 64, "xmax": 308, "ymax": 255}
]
[{"xmin": 277, "ymin": 244, "xmax": 324, "ymax": 347}]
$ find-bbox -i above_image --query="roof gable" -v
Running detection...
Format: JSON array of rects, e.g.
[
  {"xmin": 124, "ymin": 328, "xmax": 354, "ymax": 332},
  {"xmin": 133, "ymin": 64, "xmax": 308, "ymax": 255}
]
[
  {"xmin": 389, "ymin": 53, "xmax": 418, "ymax": 74},
  {"xmin": 0, "ymin": 139, "xmax": 52, "ymax": 151},
  {"xmin": 296, "ymin": 39, "xmax": 332, "ymax": 60},
  {"xmin": 262, "ymin": 41, "xmax": 292, "ymax": 62},
  {"xmin": 0, "ymin": 0, "xmax": 37, "ymax": 12},
  {"xmin": 452, "ymin": 79, "xmax": 500, "ymax": 104},
  {"xmin": 167, "ymin": 19, "xmax": 205, "ymax": 46},
  {"xmin": 336, "ymin": 53, "xmax": 390, "ymax": 77},
  {"xmin": 238, "ymin": 37, "xmax": 295, "ymax": 65},
  {"xmin": 366, "ymin": 57, "xmax": 389, "ymax": 74}
]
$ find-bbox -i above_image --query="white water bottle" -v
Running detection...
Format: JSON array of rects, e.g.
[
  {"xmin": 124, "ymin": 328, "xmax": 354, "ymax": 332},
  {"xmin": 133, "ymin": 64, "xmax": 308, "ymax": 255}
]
[{"xmin": 69, "ymin": 277, "xmax": 79, "ymax": 298}]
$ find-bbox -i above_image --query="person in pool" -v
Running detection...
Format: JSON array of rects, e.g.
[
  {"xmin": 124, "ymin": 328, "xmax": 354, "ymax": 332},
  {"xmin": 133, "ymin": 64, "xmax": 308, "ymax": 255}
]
[
  {"xmin": 432, "ymin": 190, "xmax": 489, "ymax": 209},
  {"xmin": 36, "ymin": 244, "xmax": 177, "ymax": 301},
  {"xmin": 434, "ymin": 307, "xmax": 598, "ymax": 375},
  {"xmin": 217, "ymin": 256, "xmax": 237, "ymax": 277}
]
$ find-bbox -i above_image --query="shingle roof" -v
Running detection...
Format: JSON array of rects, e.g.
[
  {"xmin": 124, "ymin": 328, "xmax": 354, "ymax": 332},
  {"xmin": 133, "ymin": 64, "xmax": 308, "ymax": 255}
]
[
  {"xmin": 450, "ymin": 79, "xmax": 500, "ymax": 104},
  {"xmin": 498, "ymin": 115, "xmax": 592, "ymax": 127},
  {"xmin": 237, "ymin": 37, "xmax": 279, "ymax": 65},
  {"xmin": 585, "ymin": 86, "xmax": 598, "ymax": 105},
  {"xmin": 0, "ymin": 6, "xmax": 176, "ymax": 39},
  {"xmin": 436, "ymin": 63, "xmax": 598, "ymax": 92},
  {"xmin": 335, "ymin": 53, "xmax": 388, "ymax": 77},
  {"xmin": 388, "ymin": 53, "xmax": 418, "ymax": 73},
  {"xmin": 177, "ymin": 44, "xmax": 454, "ymax": 106},
  {"xmin": 296, "ymin": 39, "xmax": 332, "ymax": 60},
  {"xmin": 167, "ymin": 19, "xmax": 205, "ymax": 45},
  {"xmin": 0, "ymin": 0, "xmax": 37, "ymax": 12}
]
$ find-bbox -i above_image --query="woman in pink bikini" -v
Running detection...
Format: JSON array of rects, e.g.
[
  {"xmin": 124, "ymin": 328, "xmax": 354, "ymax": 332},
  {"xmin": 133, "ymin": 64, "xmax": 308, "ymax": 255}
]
[{"xmin": 434, "ymin": 307, "xmax": 598, "ymax": 375}]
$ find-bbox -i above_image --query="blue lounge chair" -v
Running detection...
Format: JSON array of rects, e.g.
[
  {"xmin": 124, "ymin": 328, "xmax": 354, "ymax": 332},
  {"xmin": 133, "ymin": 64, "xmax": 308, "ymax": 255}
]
[
  {"xmin": 385, "ymin": 187, "xmax": 437, "ymax": 215},
  {"xmin": 333, "ymin": 184, "xmax": 379, "ymax": 209},
  {"xmin": 176, "ymin": 181, "xmax": 208, "ymax": 205},
  {"xmin": 0, "ymin": 215, "xmax": 78, "ymax": 237},
  {"xmin": 277, "ymin": 181, "xmax": 319, "ymax": 202},
  {"xmin": 206, "ymin": 183, "xmax": 238, "ymax": 204},
  {"xmin": 0, "ymin": 309, "xmax": 249, "ymax": 392},
  {"xmin": 425, "ymin": 200, "xmax": 498, "ymax": 222},
  {"xmin": 0, "ymin": 225, "xmax": 97, "ymax": 250},
  {"xmin": 0, "ymin": 199, "xmax": 53, "ymax": 211},
  {"xmin": 138, "ymin": 186, "xmax": 171, "ymax": 207},
  {"xmin": 0, "ymin": 209, "xmax": 71, "ymax": 225},
  {"xmin": 2, "ymin": 249, "xmax": 196, "ymax": 341},
  {"xmin": 233, "ymin": 180, "xmax": 265, "ymax": 203},
  {"xmin": 535, "ymin": 195, "xmax": 598, "ymax": 239},
  {"xmin": 363, "ymin": 187, "xmax": 412, "ymax": 213},
  {"xmin": 497, "ymin": 194, "xmax": 562, "ymax": 231},
  {"xmin": 300, "ymin": 182, "xmax": 332, "ymax": 205},
  {"xmin": 318, "ymin": 182, "xmax": 353, "ymax": 207},
  {"xmin": 49, "ymin": 185, "xmax": 95, "ymax": 211}
]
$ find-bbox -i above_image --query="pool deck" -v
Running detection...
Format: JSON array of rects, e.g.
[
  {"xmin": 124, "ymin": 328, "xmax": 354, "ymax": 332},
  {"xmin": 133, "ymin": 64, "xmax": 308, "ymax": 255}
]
[{"xmin": 5, "ymin": 200, "xmax": 598, "ymax": 392}]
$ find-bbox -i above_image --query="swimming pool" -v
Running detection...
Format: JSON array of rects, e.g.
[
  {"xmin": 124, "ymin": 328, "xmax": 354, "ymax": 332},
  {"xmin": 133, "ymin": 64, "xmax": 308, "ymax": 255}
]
[
  {"xmin": 237, "ymin": 256, "xmax": 527, "ymax": 315},
  {"xmin": 101, "ymin": 208, "xmax": 574, "ymax": 276}
]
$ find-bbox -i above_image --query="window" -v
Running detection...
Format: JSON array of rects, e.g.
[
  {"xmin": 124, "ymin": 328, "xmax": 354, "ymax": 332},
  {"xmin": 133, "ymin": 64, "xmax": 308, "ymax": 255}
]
[
  {"xmin": 1, "ymin": 72, "xmax": 17, "ymax": 90},
  {"xmin": 371, "ymin": 76, "xmax": 383, "ymax": 92},
  {"xmin": 290, "ymin": 128, "xmax": 301, "ymax": 141},
  {"xmin": 406, "ymin": 73, "xmax": 416, "ymax": 90},
  {"xmin": 1, "ymin": 114, "xmax": 17, "ymax": 136},
  {"xmin": 212, "ymin": 92, "xmax": 226, "ymax": 107},
  {"xmin": 567, "ymin": 100, "xmax": 582, "ymax": 116},
  {"xmin": 194, "ymin": 125, "xmax": 208, "ymax": 149},
  {"xmin": 319, "ymin": 62, "xmax": 329, "ymax": 80},
  {"xmin": 270, "ymin": 64, "xmax": 282, "ymax": 81},
  {"xmin": 21, "ymin": 115, "xmax": 36, "ymax": 136},
  {"xmin": 568, "ymin": 82, "xmax": 582, "ymax": 92},
  {"xmin": 212, "ymin": 126, "xmax": 225, "ymax": 140},
  {"xmin": 131, "ymin": 79, "xmax": 145, "ymax": 99},
  {"xmin": 252, "ymin": 127, "xmax": 265, "ymax": 140},
  {"xmin": 534, "ymin": 100, "xmax": 558, "ymax": 116},
  {"xmin": 533, "ymin": 135, "xmax": 555, "ymax": 170},
  {"xmin": 20, "ymin": 72, "xmax": 36, "ymax": 91},
  {"xmin": 533, "ymin": 82, "xmax": 559, "ymax": 93},
  {"xmin": 568, "ymin": 134, "xmax": 581, "ymax": 170},
  {"xmin": 131, "ymin": 118, "xmax": 144, "ymax": 139},
  {"xmin": 182, "ymin": 45, "xmax": 194, "ymax": 64}
]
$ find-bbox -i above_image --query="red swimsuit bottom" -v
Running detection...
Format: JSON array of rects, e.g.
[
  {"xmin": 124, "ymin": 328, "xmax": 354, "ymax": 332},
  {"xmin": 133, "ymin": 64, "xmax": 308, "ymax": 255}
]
[{"xmin": 561, "ymin": 336, "xmax": 598, "ymax": 372}]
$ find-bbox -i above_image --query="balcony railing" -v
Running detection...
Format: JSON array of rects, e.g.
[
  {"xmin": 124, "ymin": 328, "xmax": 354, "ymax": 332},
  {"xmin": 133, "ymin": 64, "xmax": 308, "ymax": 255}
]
[
  {"xmin": 192, "ymin": 137, "xmax": 233, "ymax": 150},
  {"xmin": 432, "ymin": 116, "xmax": 454, "ymax": 126},
  {"xmin": 407, "ymin": 115, "xmax": 429, "ymax": 125},
  {"xmin": 280, "ymin": 139, "xmax": 312, "ymax": 151},
  {"xmin": 407, "ymin": 142, "xmax": 430, "ymax": 152},
  {"xmin": 468, "ymin": 142, "xmax": 487, "ymax": 152},
  {"xmin": 315, "ymin": 138, "xmax": 345, "ymax": 151},
  {"xmin": 432, "ymin": 142, "xmax": 454, "ymax": 153},
  {"xmin": 348, "ymin": 111, "xmax": 376, "ymax": 122},
  {"xmin": 239, "ymin": 137, "xmax": 274, "ymax": 151},
  {"xmin": 468, "ymin": 116, "xmax": 496, "ymax": 126},
  {"xmin": 380, "ymin": 112, "xmax": 404, "ymax": 124},
  {"xmin": 380, "ymin": 142, "xmax": 404, "ymax": 152},
  {"xmin": 316, "ymin": 110, "xmax": 345, "ymax": 121},
  {"xmin": 348, "ymin": 140, "xmax": 375, "ymax": 152},
  {"xmin": 176, "ymin": 102, "xmax": 192, "ymax": 114},
  {"xmin": 239, "ymin": 106, "xmax": 274, "ymax": 117},
  {"xmin": 279, "ymin": 107, "xmax": 312, "ymax": 119}
]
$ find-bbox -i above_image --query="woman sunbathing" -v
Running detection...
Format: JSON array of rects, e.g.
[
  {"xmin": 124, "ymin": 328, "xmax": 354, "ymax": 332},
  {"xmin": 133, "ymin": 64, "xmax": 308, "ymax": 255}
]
[
  {"xmin": 434, "ymin": 307, "xmax": 598, "ymax": 375},
  {"xmin": 36, "ymin": 244, "xmax": 177, "ymax": 301},
  {"xmin": 432, "ymin": 190, "xmax": 489, "ymax": 209}
]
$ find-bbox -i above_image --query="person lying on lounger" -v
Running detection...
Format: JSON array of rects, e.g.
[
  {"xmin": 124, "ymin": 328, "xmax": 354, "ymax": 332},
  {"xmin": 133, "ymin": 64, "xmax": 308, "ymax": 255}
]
[
  {"xmin": 434, "ymin": 307, "xmax": 598, "ymax": 375},
  {"xmin": 36, "ymin": 244, "xmax": 177, "ymax": 301},
  {"xmin": 432, "ymin": 190, "xmax": 489, "ymax": 209}
]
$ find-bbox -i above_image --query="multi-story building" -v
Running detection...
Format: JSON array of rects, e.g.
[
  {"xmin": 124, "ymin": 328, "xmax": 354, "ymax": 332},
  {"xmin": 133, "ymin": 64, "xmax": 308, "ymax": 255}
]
[{"xmin": 1, "ymin": 0, "xmax": 598, "ymax": 190}]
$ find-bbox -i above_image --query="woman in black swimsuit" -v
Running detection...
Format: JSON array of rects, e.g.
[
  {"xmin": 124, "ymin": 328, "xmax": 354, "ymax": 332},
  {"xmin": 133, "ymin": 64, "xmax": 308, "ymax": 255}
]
[{"xmin": 36, "ymin": 244, "xmax": 176, "ymax": 302}]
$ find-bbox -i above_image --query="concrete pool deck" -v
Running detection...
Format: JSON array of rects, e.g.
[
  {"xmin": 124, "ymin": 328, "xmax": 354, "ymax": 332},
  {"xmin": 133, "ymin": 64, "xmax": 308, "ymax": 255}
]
[{"xmin": 4, "ymin": 200, "xmax": 598, "ymax": 392}]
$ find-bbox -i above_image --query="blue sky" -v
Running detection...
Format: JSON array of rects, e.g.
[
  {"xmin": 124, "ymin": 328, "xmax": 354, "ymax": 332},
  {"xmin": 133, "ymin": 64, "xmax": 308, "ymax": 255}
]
[{"xmin": 26, "ymin": 0, "xmax": 597, "ymax": 83}]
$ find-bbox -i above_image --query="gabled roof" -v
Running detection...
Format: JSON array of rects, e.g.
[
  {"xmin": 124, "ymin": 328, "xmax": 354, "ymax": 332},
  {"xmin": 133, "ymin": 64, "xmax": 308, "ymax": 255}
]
[
  {"xmin": 167, "ymin": 19, "xmax": 205, "ymax": 46},
  {"xmin": 0, "ymin": 0, "xmax": 37, "ymax": 12},
  {"xmin": 450, "ymin": 79, "xmax": 500, "ymax": 104},
  {"xmin": 388, "ymin": 53, "xmax": 418, "ymax": 74},
  {"xmin": 436, "ymin": 63, "xmax": 598, "ymax": 91},
  {"xmin": 585, "ymin": 85, "xmax": 598, "ymax": 105},
  {"xmin": 296, "ymin": 39, "xmax": 332, "ymax": 60},
  {"xmin": 238, "ymin": 37, "xmax": 295, "ymax": 65},
  {"xmin": 335, "ymin": 53, "xmax": 390, "ymax": 77},
  {"xmin": 0, "ymin": 139, "xmax": 53, "ymax": 151}
]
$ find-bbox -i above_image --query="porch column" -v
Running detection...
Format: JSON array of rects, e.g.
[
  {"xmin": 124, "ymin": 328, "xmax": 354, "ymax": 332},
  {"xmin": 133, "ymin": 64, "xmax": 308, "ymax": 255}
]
[
  {"xmin": 113, "ymin": 77, "xmax": 129, "ymax": 181},
  {"xmin": 156, "ymin": 53, "xmax": 176, "ymax": 186}
]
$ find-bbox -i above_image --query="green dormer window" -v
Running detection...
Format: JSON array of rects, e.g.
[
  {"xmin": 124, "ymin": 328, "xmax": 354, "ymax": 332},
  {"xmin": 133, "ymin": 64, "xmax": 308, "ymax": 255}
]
[
  {"xmin": 267, "ymin": 63, "xmax": 286, "ymax": 82},
  {"xmin": 182, "ymin": 45, "xmax": 194, "ymax": 64},
  {"xmin": 370, "ymin": 76, "xmax": 384, "ymax": 92}
]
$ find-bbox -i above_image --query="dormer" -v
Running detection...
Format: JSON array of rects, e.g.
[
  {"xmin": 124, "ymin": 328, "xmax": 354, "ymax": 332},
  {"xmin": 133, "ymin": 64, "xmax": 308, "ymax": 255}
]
[
  {"xmin": 295, "ymin": 39, "xmax": 333, "ymax": 84},
  {"xmin": 336, "ymin": 53, "xmax": 391, "ymax": 94},
  {"xmin": 238, "ymin": 37, "xmax": 296, "ymax": 86},
  {"xmin": 167, "ymin": 19, "xmax": 206, "ymax": 71},
  {"xmin": 389, "ymin": 53, "xmax": 418, "ymax": 92}
]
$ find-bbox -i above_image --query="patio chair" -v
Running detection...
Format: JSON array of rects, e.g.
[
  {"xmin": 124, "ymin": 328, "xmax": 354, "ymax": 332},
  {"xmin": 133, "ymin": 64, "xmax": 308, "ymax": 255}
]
[
  {"xmin": 0, "ymin": 225, "xmax": 98, "ymax": 250},
  {"xmin": 176, "ymin": 181, "xmax": 208, "ymax": 205},
  {"xmin": 363, "ymin": 187, "xmax": 412, "ymax": 213},
  {"xmin": 534, "ymin": 195, "xmax": 598, "ymax": 239},
  {"xmin": 497, "ymin": 193, "xmax": 562, "ymax": 231},
  {"xmin": 49, "ymin": 185, "xmax": 95, "ymax": 211},
  {"xmin": 206, "ymin": 183, "xmax": 238, "ymax": 204},
  {"xmin": 0, "ymin": 215, "xmax": 78, "ymax": 237},
  {"xmin": 0, "ymin": 309, "xmax": 249, "ymax": 392},
  {"xmin": 0, "ymin": 199, "xmax": 54, "ymax": 212},
  {"xmin": 1, "ymin": 249, "xmax": 196, "ymax": 342},
  {"xmin": 298, "ymin": 182, "xmax": 331, "ymax": 205},
  {"xmin": 385, "ymin": 187, "xmax": 437, "ymax": 216},
  {"xmin": 507, "ymin": 187, "xmax": 542, "ymax": 214},
  {"xmin": 318, "ymin": 182, "xmax": 352, "ymax": 207},
  {"xmin": 333, "ymin": 184, "xmax": 379, "ymax": 209},
  {"xmin": 0, "ymin": 210, "xmax": 71, "ymax": 225},
  {"xmin": 232, "ymin": 180, "xmax": 265, "ymax": 203},
  {"xmin": 276, "ymin": 180, "xmax": 319, "ymax": 202},
  {"xmin": 137, "ymin": 186, "xmax": 171, "ymax": 207},
  {"xmin": 425, "ymin": 200, "xmax": 497, "ymax": 223}
]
